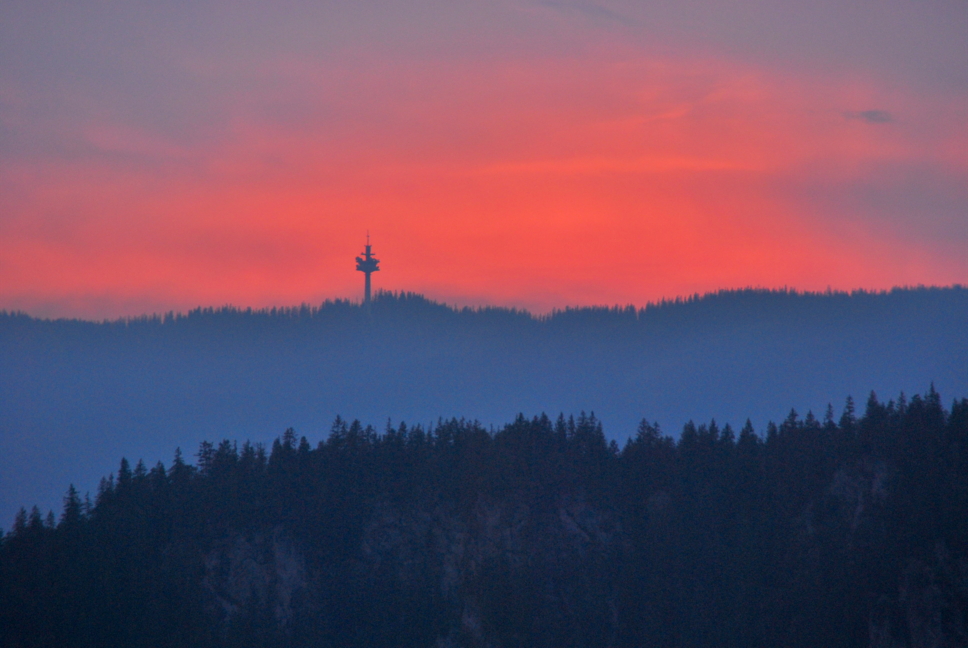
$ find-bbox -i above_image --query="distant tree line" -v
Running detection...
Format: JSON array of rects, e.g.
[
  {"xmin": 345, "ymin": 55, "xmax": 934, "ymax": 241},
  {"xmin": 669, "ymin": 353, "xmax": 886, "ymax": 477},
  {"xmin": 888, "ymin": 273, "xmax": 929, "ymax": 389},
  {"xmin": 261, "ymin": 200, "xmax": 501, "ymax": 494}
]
[
  {"xmin": 2, "ymin": 284, "xmax": 964, "ymax": 533},
  {"xmin": 1, "ymin": 388, "xmax": 966, "ymax": 647},
  {"xmin": 2, "ymin": 286, "xmax": 963, "ymax": 339}
]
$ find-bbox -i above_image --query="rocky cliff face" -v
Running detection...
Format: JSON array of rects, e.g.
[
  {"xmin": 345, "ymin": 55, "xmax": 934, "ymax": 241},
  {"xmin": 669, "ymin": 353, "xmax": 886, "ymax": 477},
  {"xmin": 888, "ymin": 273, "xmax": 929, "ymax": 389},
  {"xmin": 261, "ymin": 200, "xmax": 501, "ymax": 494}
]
[
  {"xmin": 356, "ymin": 494, "xmax": 625, "ymax": 647},
  {"xmin": 201, "ymin": 491, "xmax": 626, "ymax": 647},
  {"xmin": 197, "ymin": 464, "xmax": 966, "ymax": 648},
  {"xmin": 813, "ymin": 460, "xmax": 968, "ymax": 648},
  {"xmin": 869, "ymin": 548, "xmax": 968, "ymax": 648},
  {"xmin": 203, "ymin": 529, "xmax": 307, "ymax": 629}
]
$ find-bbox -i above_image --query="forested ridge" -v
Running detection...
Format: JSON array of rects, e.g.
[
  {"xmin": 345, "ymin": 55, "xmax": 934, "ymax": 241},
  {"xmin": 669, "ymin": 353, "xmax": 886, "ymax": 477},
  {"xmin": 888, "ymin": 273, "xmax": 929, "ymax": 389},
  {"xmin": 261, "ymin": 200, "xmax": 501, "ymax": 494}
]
[
  {"xmin": 3, "ymin": 285, "xmax": 960, "ymax": 336},
  {"xmin": 2, "ymin": 286, "xmax": 965, "ymax": 531},
  {"xmin": 2, "ymin": 388, "xmax": 966, "ymax": 647}
]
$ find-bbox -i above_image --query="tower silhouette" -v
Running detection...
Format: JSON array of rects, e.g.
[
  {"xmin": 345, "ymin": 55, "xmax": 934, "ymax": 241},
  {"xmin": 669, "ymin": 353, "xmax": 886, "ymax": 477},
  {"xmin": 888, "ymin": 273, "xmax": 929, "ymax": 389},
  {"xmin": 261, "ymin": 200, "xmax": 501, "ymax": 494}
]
[{"xmin": 355, "ymin": 233, "xmax": 380, "ymax": 304}]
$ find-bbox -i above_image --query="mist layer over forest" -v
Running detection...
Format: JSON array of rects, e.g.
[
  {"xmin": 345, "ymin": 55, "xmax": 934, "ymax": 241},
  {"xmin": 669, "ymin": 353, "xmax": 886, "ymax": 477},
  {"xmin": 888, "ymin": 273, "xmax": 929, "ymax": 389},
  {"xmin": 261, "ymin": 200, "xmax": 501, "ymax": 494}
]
[{"xmin": 1, "ymin": 286, "xmax": 965, "ymax": 527}]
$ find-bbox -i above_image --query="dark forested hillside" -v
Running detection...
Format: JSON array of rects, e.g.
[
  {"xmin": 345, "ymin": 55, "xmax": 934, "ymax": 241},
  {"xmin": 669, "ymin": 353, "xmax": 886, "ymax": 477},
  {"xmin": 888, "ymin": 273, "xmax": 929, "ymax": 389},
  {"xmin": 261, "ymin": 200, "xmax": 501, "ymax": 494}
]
[
  {"xmin": 2, "ymin": 390, "xmax": 966, "ymax": 647},
  {"xmin": 1, "ymin": 286, "xmax": 966, "ymax": 529}
]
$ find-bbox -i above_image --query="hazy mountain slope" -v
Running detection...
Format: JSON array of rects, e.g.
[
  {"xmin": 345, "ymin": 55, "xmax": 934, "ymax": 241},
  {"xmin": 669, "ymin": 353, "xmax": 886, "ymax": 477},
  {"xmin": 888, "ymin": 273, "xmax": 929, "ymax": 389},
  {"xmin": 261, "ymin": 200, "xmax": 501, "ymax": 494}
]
[{"xmin": 1, "ymin": 286, "xmax": 965, "ymax": 527}]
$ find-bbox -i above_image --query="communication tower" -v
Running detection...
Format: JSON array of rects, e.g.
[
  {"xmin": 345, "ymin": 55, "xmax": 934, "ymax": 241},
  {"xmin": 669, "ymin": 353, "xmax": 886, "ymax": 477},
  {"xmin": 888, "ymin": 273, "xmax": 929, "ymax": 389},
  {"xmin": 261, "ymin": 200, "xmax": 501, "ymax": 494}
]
[{"xmin": 355, "ymin": 233, "xmax": 380, "ymax": 304}]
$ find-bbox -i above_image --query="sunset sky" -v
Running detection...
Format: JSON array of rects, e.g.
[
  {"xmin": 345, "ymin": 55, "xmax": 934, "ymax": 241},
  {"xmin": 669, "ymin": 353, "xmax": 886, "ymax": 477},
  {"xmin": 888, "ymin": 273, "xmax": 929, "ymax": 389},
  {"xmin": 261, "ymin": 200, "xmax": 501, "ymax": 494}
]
[{"xmin": 2, "ymin": 0, "xmax": 966, "ymax": 317}]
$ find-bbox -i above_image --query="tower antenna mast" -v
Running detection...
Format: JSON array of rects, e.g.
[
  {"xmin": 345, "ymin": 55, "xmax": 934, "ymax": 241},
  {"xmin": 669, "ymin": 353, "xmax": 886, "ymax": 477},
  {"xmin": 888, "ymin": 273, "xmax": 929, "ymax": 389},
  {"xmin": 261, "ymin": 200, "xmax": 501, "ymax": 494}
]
[{"xmin": 355, "ymin": 233, "xmax": 380, "ymax": 304}]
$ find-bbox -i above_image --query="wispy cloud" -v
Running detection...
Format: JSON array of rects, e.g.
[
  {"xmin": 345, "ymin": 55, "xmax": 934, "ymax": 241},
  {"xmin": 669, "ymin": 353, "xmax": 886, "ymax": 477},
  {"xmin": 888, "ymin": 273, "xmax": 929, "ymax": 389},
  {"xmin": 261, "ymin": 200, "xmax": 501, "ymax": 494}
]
[{"xmin": 845, "ymin": 109, "xmax": 893, "ymax": 124}]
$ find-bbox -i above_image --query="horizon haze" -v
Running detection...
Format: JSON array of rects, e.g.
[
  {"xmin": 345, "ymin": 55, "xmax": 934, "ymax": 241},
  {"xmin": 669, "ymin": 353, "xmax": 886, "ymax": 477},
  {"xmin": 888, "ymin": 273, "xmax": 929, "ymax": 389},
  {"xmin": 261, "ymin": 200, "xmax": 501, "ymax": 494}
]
[{"xmin": 2, "ymin": 286, "xmax": 965, "ymax": 529}]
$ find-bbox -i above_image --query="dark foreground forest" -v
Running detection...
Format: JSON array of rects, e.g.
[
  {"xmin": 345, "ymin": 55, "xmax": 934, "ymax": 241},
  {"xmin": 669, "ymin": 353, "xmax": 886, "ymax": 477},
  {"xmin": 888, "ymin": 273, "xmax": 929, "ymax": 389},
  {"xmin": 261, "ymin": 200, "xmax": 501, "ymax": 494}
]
[{"xmin": 2, "ymin": 389, "xmax": 966, "ymax": 647}]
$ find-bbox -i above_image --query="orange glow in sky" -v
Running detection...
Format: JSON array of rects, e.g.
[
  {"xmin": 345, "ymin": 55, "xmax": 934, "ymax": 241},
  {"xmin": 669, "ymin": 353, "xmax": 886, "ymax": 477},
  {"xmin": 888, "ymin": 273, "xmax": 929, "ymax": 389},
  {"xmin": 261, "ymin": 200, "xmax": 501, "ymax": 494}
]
[{"xmin": 2, "ymin": 4, "xmax": 966, "ymax": 317}]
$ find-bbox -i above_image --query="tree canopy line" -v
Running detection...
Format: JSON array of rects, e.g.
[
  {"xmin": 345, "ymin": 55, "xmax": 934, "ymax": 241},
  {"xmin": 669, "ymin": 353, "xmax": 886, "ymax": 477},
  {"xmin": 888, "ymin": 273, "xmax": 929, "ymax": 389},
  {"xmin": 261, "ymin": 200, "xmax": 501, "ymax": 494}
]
[
  {"xmin": 2, "ymin": 285, "xmax": 960, "ymax": 337},
  {"xmin": 2, "ymin": 286, "xmax": 964, "ymax": 540},
  {"xmin": 1, "ymin": 388, "xmax": 965, "ymax": 648}
]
